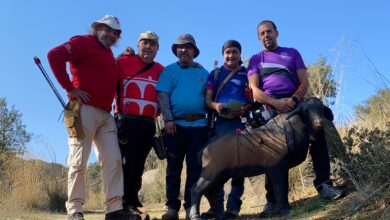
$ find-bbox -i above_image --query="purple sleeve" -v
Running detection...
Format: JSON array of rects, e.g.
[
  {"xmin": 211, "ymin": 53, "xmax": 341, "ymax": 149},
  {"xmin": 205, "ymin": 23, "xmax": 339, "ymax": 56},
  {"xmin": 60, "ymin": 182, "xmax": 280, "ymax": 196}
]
[
  {"xmin": 205, "ymin": 70, "xmax": 215, "ymax": 90},
  {"xmin": 293, "ymin": 48, "xmax": 306, "ymax": 70},
  {"xmin": 247, "ymin": 54, "xmax": 260, "ymax": 77}
]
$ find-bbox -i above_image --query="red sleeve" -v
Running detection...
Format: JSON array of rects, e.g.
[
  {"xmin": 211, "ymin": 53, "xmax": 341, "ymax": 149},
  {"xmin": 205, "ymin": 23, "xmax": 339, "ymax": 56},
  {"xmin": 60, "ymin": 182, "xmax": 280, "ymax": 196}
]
[
  {"xmin": 47, "ymin": 44, "xmax": 74, "ymax": 92},
  {"xmin": 47, "ymin": 35, "xmax": 87, "ymax": 92}
]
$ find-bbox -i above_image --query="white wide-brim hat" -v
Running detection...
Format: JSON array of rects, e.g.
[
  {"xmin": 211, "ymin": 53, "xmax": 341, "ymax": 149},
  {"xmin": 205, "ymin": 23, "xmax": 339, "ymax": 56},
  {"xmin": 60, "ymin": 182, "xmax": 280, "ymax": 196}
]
[{"xmin": 91, "ymin": 15, "xmax": 121, "ymax": 32}]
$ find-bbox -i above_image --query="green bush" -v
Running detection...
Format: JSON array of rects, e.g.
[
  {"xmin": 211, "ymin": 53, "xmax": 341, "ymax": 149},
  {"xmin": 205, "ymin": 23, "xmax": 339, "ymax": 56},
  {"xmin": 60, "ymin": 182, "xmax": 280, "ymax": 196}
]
[{"xmin": 336, "ymin": 125, "xmax": 390, "ymax": 186}]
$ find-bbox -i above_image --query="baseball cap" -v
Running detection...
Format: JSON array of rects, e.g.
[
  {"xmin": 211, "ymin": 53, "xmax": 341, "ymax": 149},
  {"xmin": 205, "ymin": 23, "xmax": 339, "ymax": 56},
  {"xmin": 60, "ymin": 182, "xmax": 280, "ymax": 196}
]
[{"xmin": 138, "ymin": 31, "xmax": 159, "ymax": 45}]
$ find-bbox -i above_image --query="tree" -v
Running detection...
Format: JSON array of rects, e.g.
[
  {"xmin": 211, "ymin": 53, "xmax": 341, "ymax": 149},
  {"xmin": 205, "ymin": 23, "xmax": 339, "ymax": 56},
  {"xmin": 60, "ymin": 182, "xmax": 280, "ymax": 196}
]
[
  {"xmin": 0, "ymin": 97, "xmax": 32, "ymax": 155},
  {"xmin": 87, "ymin": 162, "xmax": 102, "ymax": 193},
  {"xmin": 354, "ymin": 89, "xmax": 390, "ymax": 129},
  {"xmin": 306, "ymin": 57, "xmax": 338, "ymax": 104}
]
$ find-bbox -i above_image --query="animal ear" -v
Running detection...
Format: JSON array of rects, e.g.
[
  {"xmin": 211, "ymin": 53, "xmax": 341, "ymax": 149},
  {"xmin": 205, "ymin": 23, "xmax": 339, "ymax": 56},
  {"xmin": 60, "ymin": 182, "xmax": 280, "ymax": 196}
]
[{"xmin": 323, "ymin": 106, "xmax": 334, "ymax": 121}]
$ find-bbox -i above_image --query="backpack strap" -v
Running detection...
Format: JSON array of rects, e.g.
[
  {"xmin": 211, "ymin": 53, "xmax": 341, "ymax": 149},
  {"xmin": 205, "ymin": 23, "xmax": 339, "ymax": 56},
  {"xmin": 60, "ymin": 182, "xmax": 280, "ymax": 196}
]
[
  {"xmin": 214, "ymin": 68, "xmax": 238, "ymax": 101},
  {"xmin": 209, "ymin": 67, "xmax": 239, "ymax": 130}
]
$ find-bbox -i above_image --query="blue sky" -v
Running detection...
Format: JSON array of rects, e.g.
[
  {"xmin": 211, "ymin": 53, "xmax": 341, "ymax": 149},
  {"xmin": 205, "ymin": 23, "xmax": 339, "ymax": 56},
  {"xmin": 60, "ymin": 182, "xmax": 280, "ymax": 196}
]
[{"xmin": 1, "ymin": 0, "xmax": 389, "ymax": 164}]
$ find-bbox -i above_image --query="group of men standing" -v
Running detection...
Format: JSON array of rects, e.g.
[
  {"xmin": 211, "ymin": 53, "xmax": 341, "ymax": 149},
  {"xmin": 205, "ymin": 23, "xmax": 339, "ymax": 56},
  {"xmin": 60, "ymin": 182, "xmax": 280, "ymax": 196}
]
[{"xmin": 47, "ymin": 15, "xmax": 343, "ymax": 220}]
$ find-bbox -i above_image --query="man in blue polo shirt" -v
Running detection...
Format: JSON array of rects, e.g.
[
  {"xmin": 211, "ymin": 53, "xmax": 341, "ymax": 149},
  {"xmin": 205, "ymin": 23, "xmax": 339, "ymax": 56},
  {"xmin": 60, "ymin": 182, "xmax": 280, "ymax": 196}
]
[
  {"xmin": 156, "ymin": 34, "xmax": 209, "ymax": 220},
  {"xmin": 248, "ymin": 20, "xmax": 343, "ymax": 218},
  {"xmin": 201, "ymin": 40, "xmax": 249, "ymax": 219}
]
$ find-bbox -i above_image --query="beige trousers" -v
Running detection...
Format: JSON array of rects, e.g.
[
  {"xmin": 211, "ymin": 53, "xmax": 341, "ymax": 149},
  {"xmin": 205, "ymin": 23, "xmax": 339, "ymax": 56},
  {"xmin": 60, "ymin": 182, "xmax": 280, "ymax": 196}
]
[{"xmin": 66, "ymin": 104, "xmax": 124, "ymax": 214}]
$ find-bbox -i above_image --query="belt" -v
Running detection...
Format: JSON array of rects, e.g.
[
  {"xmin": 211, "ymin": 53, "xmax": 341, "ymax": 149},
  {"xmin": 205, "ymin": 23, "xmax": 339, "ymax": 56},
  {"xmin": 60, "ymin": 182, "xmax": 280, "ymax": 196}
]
[
  {"xmin": 124, "ymin": 114, "xmax": 154, "ymax": 123},
  {"xmin": 174, "ymin": 114, "xmax": 206, "ymax": 122},
  {"xmin": 217, "ymin": 115, "xmax": 240, "ymax": 120}
]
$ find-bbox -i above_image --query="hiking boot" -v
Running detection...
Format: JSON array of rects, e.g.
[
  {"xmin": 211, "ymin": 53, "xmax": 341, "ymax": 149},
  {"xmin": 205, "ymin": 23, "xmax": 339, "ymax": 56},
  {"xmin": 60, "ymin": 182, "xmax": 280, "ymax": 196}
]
[
  {"xmin": 161, "ymin": 209, "xmax": 179, "ymax": 220},
  {"xmin": 67, "ymin": 212, "xmax": 84, "ymax": 220},
  {"xmin": 223, "ymin": 210, "xmax": 239, "ymax": 219},
  {"xmin": 105, "ymin": 209, "xmax": 141, "ymax": 220},
  {"xmin": 274, "ymin": 203, "xmax": 291, "ymax": 217},
  {"xmin": 200, "ymin": 208, "xmax": 214, "ymax": 219},
  {"xmin": 258, "ymin": 202, "xmax": 275, "ymax": 218},
  {"xmin": 317, "ymin": 183, "xmax": 344, "ymax": 200},
  {"xmin": 128, "ymin": 206, "xmax": 150, "ymax": 220},
  {"xmin": 185, "ymin": 208, "xmax": 192, "ymax": 220},
  {"xmin": 259, "ymin": 202, "xmax": 290, "ymax": 218}
]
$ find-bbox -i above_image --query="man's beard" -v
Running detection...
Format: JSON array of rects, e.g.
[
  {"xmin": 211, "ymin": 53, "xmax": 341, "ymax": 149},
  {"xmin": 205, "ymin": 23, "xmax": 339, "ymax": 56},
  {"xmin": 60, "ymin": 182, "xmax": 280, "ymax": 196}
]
[
  {"xmin": 97, "ymin": 34, "xmax": 117, "ymax": 48},
  {"xmin": 264, "ymin": 41, "xmax": 276, "ymax": 51},
  {"xmin": 178, "ymin": 53, "xmax": 193, "ymax": 65}
]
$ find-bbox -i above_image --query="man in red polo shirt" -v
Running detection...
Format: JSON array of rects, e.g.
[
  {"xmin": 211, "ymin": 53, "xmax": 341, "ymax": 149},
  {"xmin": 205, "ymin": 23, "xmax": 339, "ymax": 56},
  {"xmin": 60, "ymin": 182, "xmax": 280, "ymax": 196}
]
[
  {"xmin": 116, "ymin": 31, "xmax": 164, "ymax": 220},
  {"xmin": 48, "ymin": 15, "xmax": 138, "ymax": 220}
]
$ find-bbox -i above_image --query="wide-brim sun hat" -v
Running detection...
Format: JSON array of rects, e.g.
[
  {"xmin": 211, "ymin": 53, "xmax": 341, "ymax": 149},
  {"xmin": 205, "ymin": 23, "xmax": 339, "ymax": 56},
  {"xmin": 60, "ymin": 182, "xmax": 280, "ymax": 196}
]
[
  {"xmin": 91, "ymin": 15, "xmax": 121, "ymax": 33},
  {"xmin": 171, "ymin": 34, "xmax": 200, "ymax": 58}
]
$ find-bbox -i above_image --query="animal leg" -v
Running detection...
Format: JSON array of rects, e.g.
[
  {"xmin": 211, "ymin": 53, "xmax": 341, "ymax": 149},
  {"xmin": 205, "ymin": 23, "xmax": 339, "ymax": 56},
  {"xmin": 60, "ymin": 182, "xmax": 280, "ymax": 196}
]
[
  {"xmin": 190, "ymin": 176, "xmax": 212, "ymax": 220},
  {"xmin": 205, "ymin": 179, "xmax": 228, "ymax": 220},
  {"xmin": 267, "ymin": 159, "xmax": 290, "ymax": 216}
]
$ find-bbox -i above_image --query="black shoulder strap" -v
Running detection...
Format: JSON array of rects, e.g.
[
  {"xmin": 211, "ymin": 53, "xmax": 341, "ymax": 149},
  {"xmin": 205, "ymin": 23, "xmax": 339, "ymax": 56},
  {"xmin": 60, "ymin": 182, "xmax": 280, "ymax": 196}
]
[
  {"xmin": 212, "ymin": 67, "xmax": 219, "ymax": 99},
  {"xmin": 209, "ymin": 67, "xmax": 238, "ymax": 130},
  {"xmin": 116, "ymin": 62, "xmax": 155, "ymax": 113},
  {"xmin": 136, "ymin": 62, "xmax": 155, "ymax": 76},
  {"xmin": 214, "ymin": 68, "xmax": 238, "ymax": 101}
]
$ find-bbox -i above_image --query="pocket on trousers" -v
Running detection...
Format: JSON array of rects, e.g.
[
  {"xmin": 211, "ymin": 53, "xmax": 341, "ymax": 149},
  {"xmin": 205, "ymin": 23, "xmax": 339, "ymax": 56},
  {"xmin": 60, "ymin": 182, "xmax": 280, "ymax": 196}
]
[{"xmin": 68, "ymin": 138, "xmax": 84, "ymax": 167}]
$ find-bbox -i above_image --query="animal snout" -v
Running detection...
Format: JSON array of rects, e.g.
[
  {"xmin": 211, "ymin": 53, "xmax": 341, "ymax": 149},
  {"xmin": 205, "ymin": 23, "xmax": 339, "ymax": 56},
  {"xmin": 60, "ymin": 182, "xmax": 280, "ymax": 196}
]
[{"xmin": 313, "ymin": 118, "xmax": 324, "ymax": 131}]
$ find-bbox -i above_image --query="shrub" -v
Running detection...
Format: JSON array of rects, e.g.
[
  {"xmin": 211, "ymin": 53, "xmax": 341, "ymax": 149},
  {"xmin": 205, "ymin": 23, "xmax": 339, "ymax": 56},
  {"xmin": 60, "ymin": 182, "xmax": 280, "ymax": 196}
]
[{"xmin": 335, "ymin": 125, "xmax": 390, "ymax": 187}]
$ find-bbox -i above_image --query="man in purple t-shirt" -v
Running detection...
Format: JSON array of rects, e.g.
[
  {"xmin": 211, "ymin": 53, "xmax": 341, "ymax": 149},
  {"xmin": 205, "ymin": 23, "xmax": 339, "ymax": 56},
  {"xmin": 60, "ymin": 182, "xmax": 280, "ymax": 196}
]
[{"xmin": 248, "ymin": 20, "xmax": 343, "ymax": 218}]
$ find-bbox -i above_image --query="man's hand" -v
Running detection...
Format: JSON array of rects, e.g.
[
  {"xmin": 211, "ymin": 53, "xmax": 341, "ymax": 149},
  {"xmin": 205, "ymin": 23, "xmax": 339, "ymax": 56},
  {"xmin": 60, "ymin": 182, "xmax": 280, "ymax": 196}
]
[
  {"xmin": 68, "ymin": 88, "xmax": 90, "ymax": 104},
  {"xmin": 230, "ymin": 106, "xmax": 246, "ymax": 117},
  {"xmin": 213, "ymin": 102, "xmax": 247, "ymax": 117},
  {"xmin": 164, "ymin": 121, "xmax": 177, "ymax": 135},
  {"xmin": 121, "ymin": 47, "xmax": 135, "ymax": 57},
  {"xmin": 272, "ymin": 98, "xmax": 295, "ymax": 113},
  {"xmin": 212, "ymin": 102, "xmax": 226, "ymax": 113}
]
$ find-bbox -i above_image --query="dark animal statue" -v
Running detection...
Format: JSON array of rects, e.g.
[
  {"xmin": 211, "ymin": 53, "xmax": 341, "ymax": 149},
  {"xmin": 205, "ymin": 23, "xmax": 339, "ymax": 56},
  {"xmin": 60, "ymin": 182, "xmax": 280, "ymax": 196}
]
[{"xmin": 189, "ymin": 97, "xmax": 335, "ymax": 220}]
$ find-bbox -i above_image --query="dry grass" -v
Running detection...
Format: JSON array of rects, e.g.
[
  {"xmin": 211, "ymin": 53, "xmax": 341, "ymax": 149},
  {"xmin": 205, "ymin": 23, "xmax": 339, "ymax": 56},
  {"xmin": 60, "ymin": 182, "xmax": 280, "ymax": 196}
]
[
  {"xmin": 1, "ymin": 101, "xmax": 389, "ymax": 220},
  {"xmin": 0, "ymin": 158, "xmax": 67, "ymax": 212}
]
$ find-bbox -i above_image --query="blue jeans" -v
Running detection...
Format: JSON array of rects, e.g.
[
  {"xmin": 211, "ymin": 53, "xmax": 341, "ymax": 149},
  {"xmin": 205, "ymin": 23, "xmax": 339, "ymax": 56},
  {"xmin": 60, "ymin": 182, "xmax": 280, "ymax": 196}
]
[
  {"xmin": 310, "ymin": 130, "xmax": 331, "ymax": 188},
  {"xmin": 164, "ymin": 125, "xmax": 209, "ymax": 211},
  {"xmin": 212, "ymin": 116, "xmax": 245, "ymax": 213}
]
